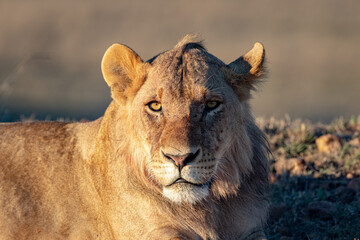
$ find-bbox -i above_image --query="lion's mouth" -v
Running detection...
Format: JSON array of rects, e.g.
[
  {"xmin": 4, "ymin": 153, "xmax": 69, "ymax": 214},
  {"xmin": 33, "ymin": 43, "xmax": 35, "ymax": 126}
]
[
  {"xmin": 166, "ymin": 178, "xmax": 211, "ymax": 187},
  {"xmin": 174, "ymin": 178, "xmax": 189, "ymax": 184},
  {"xmin": 162, "ymin": 177, "xmax": 213, "ymax": 204}
]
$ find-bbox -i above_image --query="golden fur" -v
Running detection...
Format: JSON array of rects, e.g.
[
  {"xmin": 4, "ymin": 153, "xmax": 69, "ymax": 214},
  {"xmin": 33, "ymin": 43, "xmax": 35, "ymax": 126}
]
[{"xmin": 0, "ymin": 35, "xmax": 269, "ymax": 239}]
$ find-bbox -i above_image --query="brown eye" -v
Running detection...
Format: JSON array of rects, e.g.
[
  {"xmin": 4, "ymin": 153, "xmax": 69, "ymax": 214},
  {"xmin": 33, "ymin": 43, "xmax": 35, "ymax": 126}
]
[
  {"xmin": 205, "ymin": 101, "xmax": 221, "ymax": 111},
  {"xmin": 148, "ymin": 102, "xmax": 162, "ymax": 112}
]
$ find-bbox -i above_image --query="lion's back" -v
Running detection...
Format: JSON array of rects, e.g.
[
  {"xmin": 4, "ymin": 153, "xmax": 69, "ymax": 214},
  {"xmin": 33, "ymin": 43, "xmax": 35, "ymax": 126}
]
[{"xmin": 0, "ymin": 122, "xmax": 98, "ymax": 239}]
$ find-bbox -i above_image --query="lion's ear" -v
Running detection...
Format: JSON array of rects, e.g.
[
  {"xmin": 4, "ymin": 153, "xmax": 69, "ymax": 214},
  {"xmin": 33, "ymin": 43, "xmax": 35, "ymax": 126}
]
[
  {"xmin": 101, "ymin": 44, "xmax": 148, "ymax": 104},
  {"xmin": 227, "ymin": 42, "xmax": 265, "ymax": 101}
]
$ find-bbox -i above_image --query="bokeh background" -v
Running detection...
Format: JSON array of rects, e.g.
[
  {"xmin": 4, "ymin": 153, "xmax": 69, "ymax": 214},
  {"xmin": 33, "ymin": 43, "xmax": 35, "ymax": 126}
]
[{"xmin": 1, "ymin": 0, "xmax": 359, "ymax": 122}]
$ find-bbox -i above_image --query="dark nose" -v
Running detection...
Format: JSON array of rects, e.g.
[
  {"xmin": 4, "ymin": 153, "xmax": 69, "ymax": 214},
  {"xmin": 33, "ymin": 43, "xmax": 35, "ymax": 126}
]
[{"xmin": 163, "ymin": 149, "xmax": 200, "ymax": 169}]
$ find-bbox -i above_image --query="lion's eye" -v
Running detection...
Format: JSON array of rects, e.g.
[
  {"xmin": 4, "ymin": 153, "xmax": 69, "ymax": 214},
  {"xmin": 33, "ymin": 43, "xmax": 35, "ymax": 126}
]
[
  {"xmin": 205, "ymin": 101, "xmax": 221, "ymax": 111},
  {"xmin": 148, "ymin": 101, "xmax": 162, "ymax": 112}
]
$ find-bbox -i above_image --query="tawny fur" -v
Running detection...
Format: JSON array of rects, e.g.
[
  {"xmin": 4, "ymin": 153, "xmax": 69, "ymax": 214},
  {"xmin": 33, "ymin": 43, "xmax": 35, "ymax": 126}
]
[{"xmin": 0, "ymin": 35, "xmax": 269, "ymax": 240}]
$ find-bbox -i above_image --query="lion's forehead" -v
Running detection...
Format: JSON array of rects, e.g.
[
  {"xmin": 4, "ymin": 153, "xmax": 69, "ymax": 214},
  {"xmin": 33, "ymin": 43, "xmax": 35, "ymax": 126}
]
[
  {"xmin": 148, "ymin": 46, "xmax": 225, "ymax": 84},
  {"xmin": 146, "ymin": 64, "xmax": 227, "ymax": 104},
  {"xmin": 142, "ymin": 46, "xmax": 231, "ymax": 107}
]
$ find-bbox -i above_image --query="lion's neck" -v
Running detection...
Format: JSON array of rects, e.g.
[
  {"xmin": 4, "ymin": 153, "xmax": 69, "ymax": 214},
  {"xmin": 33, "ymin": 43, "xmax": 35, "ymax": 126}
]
[{"xmin": 73, "ymin": 117, "xmax": 103, "ymax": 160}]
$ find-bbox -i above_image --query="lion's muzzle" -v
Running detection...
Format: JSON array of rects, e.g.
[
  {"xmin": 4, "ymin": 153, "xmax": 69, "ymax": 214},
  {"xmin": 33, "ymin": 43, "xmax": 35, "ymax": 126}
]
[
  {"xmin": 161, "ymin": 148, "xmax": 200, "ymax": 170},
  {"xmin": 150, "ymin": 146, "xmax": 218, "ymax": 203}
]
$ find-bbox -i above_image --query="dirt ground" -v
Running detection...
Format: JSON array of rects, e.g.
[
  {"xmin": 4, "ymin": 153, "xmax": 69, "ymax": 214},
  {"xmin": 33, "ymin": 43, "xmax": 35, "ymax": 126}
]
[{"xmin": 258, "ymin": 116, "xmax": 360, "ymax": 239}]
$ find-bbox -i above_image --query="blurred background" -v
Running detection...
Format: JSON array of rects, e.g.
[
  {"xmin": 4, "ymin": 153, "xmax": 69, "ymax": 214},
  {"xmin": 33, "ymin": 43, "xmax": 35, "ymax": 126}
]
[{"xmin": 0, "ymin": 0, "xmax": 359, "ymax": 123}]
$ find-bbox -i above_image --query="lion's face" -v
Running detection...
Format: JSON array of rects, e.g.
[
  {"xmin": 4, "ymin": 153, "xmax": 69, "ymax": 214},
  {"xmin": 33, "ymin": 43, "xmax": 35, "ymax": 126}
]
[
  {"xmin": 130, "ymin": 48, "xmax": 241, "ymax": 204},
  {"xmin": 101, "ymin": 36, "xmax": 265, "ymax": 204}
]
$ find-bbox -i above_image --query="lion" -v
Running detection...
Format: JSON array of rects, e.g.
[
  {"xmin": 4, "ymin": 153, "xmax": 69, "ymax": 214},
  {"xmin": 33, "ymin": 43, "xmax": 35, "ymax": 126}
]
[{"xmin": 0, "ymin": 35, "xmax": 270, "ymax": 240}]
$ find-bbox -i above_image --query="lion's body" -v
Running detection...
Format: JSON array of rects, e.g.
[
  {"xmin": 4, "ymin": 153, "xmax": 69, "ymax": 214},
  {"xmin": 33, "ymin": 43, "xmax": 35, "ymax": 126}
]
[
  {"xmin": 0, "ymin": 121, "xmax": 98, "ymax": 239},
  {"xmin": 0, "ymin": 36, "xmax": 269, "ymax": 240}
]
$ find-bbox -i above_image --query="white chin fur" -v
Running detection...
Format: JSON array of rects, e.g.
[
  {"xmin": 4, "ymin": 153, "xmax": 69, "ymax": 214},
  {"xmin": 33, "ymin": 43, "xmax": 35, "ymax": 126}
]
[{"xmin": 163, "ymin": 184, "xmax": 209, "ymax": 204}]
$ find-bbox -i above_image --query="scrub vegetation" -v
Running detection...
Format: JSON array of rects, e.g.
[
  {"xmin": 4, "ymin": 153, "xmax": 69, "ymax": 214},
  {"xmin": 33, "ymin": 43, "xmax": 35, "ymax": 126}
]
[{"xmin": 258, "ymin": 116, "xmax": 360, "ymax": 240}]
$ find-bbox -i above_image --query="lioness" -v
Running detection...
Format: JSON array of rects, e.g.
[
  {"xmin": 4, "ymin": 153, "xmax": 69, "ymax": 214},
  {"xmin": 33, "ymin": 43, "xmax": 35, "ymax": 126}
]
[{"xmin": 0, "ymin": 35, "xmax": 269, "ymax": 240}]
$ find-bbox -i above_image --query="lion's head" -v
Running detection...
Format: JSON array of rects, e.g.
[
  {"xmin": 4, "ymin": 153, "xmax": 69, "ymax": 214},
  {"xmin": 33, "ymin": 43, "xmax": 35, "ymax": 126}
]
[{"xmin": 101, "ymin": 35, "xmax": 266, "ymax": 204}]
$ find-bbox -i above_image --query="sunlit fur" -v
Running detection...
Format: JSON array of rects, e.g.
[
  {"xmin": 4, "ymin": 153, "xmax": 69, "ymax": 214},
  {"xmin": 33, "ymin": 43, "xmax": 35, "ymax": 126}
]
[
  {"xmin": 163, "ymin": 184, "xmax": 210, "ymax": 204},
  {"xmin": 0, "ymin": 35, "xmax": 269, "ymax": 239}
]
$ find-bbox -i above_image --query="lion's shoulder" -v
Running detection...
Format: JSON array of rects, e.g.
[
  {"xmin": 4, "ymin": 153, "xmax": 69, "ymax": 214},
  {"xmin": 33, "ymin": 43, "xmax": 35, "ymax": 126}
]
[{"xmin": 0, "ymin": 122, "xmax": 70, "ymax": 150}]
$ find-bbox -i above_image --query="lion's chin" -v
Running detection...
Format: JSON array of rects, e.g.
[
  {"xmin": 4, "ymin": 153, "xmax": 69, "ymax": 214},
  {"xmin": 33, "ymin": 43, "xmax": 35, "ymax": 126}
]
[{"xmin": 163, "ymin": 183, "xmax": 209, "ymax": 204}]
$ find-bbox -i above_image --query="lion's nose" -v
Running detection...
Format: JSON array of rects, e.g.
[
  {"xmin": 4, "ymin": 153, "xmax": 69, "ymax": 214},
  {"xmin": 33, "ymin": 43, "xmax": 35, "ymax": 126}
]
[{"xmin": 162, "ymin": 149, "xmax": 200, "ymax": 169}]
